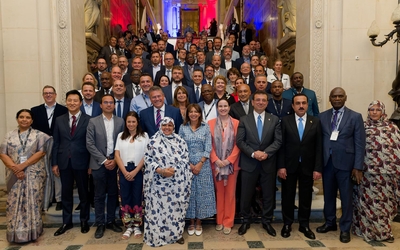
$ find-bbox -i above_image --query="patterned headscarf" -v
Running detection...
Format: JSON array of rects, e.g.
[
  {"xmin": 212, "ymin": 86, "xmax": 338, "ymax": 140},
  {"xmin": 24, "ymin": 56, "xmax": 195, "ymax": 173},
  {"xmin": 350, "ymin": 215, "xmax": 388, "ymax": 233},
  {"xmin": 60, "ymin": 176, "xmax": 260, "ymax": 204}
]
[{"xmin": 365, "ymin": 100, "xmax": 389, "ymax": 128}]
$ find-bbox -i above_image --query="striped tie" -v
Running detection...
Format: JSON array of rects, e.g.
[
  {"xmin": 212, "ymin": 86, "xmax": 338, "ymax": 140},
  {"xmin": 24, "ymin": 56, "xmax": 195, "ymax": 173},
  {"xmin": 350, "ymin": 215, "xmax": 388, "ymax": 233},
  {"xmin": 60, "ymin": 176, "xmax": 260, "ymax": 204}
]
[{"xmin": 156, "ymin": 109, "xmax": 161, "ymax": 128}]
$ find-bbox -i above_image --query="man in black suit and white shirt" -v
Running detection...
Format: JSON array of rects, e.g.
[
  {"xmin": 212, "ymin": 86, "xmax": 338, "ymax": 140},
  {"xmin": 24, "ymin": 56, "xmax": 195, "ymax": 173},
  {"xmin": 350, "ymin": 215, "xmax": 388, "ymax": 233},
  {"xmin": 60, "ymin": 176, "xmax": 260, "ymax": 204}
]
[
  {"xmin": 229, "ymin": 84, "xmax": 253, "ymax": 120},
  {"xmin": 125, "ymin": 69, "xmax": 142, "ymax": 100},
  {"xmin": 31, "ymin": 85, "xmax": 68, "ymax": 211},
  {"xmin": 162, "ymin": 65, "xmax": 196, "ymax": 104},
  {"xmin": 98, "ymin": 36, "xmax": 121, "ymax": 67},
  {"xmin": 52, "ymin": 90, "xmax": 91, "ymax": 236},
  {"xmin": 94, "ymin": 58, "xmax": 108, "ymax": 90},
  {"xmin": 278, "ymin": 93, "xmax": 322, "ymax": 240},
  {"xmin": 94, "ymin": 72, "xmax": 114, "ymax": 103}
]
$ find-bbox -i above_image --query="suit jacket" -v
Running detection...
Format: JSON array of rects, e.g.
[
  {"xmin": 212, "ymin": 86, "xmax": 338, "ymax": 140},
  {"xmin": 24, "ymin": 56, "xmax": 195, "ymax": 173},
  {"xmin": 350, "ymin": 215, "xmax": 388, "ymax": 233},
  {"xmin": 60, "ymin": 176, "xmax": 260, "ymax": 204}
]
[
  {"xmin": 233, "ymin": 57, "xmax": 250, "ymax": 70},
  {"xmin": 98, "ymin": 45, "xmax": 121, "ymax": 67},
  {"xmin": 266, "ymin": 98, "xmax": 293, "ymax": 119},
  {"xmin": 94, "ymin": 89, "xmax": 113, "ymax": 103},
  {"xmin": 52, "ymin": 113, "xmax": 91, "ymax": 170},
  {"xmin": 117, "ymin": 48, "xmax": 132, "ymax": 59},
  {"xmin": 162, "ymin": 84, "xmax": 196, "ymax": 105},
  {"xmin": 278, "ymin": 114, "xmax": 322, "ymax": 175},
  {"xmin": 139, "ymin": 105, "xmax": 183, "ymax": 137},
  {"xmin": 216, "ymin": 68, "xmax": 228, "ymax": 78},
  {"xmin": 125, "ymin": 82, "xmax": 142, "ymax": 100},
  {"xmin": 241, "ymin": 74, "xmax": 256, "ymax": 93},
  {"xmin": 239, "ymin": 29, "xmax": 253, "ymax": 45},
  {"xmin": 319, "ymin": 107, "xmax": 366, "ymax": 171},
  {"xmin": 205, "ymin": 51, "xmax": 225, "ymax": 65},
  {"xmin": 121, "ymin": 70, "xmax": 131, "ymax": 86},
  {"xmin": 113, "ymin": 97, "xmax": 132, "ymax": 119},
  {"xmin": 93, "ymin": 71, "xmax": 102, "ymax": 89},
  {"xmin": 282, "ymin": 88, "xmax": 320, "ymax": 116},
  {"xmin": 86, "ymin": 115, "xmax": 125, "ymax": 170},
  {"xmin": 31, "ymin": 103, "xmax": 68, "ymax": 136},
  {"xmin": 236, "ymin": 112, "xmax": 282, "ymax": 173},
  {"xmin": 227, "ymin": 23, "xmax": 240, "ymax": 37},
  {"xmin": 80, "ymin": 101, "xmax": 102, "ymax": 117},
  {"xmin": 183, "ymin": 64, "xmax": 203, "ymax": 88},
  {"xmin": 229, "ymin": 101, "xmax": 254, "ymax": 120},
  {"xmin": 166, "ymin": 42, "xmax": 174, "ymax": 53}
]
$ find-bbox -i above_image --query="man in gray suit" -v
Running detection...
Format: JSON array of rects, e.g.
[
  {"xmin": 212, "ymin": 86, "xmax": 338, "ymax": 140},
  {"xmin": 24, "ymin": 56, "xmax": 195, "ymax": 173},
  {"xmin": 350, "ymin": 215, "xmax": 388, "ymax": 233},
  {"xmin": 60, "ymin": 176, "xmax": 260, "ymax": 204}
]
[
  {"xmin": 236, "ymin": 90, "xmax": 282, "ymax": 236},
  {"xmin": 316, "ymin": 87, "xmax": 366, "ymax": 243},
  {"xmin": 86, "ymin": 94, "xmax": 125, "ymax": 239}
]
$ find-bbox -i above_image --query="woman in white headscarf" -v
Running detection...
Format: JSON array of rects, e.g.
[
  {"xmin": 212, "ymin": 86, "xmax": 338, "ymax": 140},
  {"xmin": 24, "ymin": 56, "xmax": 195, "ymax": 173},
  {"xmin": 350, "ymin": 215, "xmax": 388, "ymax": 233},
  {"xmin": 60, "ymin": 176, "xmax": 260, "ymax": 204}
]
[{"xmin": 143, "ymin": 117, "xmax": 192, "ymax": 247}]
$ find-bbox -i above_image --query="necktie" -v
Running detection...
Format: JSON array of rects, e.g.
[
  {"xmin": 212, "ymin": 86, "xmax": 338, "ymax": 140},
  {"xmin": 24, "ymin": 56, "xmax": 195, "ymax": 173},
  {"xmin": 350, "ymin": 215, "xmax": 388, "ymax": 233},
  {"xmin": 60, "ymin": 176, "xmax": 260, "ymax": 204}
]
[
  {"xmin": 117, "ymin": 100, "xmax": 122, "ymax": 118},
  {"xmin": 71, "ymin": 115, "xmax": 77, "ymax": 136},
  {"xmin": 135, "ymin": 85, "xmax": 141, "ymax": 96},
  {"xmin": 167, "ymin": 69, "xmax": 171, "ymax": 80},
  {"xmin": 208, "ymin": 81, "xmax": 211, "ymax": 85},
  {"xmin": 298, "ymin": 117, "xmax": 304, "ymax": 140},
  {"xmin": 160, "ymin": 52, "xmax": 164, "ymax": 65},
  {"xmin": 195, "ymin": 86, "xmax": 200, "ymax": 102},
  {"xmin": 243, "ymin": 102, "xmax": 249, "ymax": 114},
  {"xmin": 156, "ymin": 109, "xmax": 161, "ymax": 128},
  {"xmin": 112, "ymin": 47, "xmax": 115, "ymax": 53},
  {"xmin": 257, "ymin": 114, "xmax": 262, "ymax": 140},
  {"xmin": 331, "ymin": 110, "xmax": 339, "ymax": 131},
  {"xmin": 244, "ymin": 77, "xmax": 248, "ymax": 84}
]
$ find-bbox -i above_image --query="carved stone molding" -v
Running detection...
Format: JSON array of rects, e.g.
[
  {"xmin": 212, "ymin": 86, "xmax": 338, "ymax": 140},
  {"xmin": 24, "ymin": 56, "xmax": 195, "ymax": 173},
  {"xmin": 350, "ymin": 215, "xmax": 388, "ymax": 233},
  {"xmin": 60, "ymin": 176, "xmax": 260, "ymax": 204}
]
[
  {"xmin": 86, "ymin": 32, "xmax": 102, "ymax": 70},
  {"xmin": 57, "ymin": 0, "xmax": 71, "ymax": 103},
  {"xmin": 277, "ymin": 33, "xmax": 296, "ymax": 75},
  {"xmin": 311, "ymin": 0, "xmax": 323, "ymax": 104}
]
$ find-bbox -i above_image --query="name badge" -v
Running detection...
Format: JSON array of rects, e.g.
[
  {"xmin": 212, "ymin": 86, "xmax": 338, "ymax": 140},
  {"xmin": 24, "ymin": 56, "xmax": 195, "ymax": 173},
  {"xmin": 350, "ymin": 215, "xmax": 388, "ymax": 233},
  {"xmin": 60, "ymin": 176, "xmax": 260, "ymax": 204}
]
[
  {"xmin": 330, "ymin": 131, "xmax": 339, "ymax": 141},
  {"xmin": 20, "ymin": 156, "xmax": 27, "ymax": 163}
]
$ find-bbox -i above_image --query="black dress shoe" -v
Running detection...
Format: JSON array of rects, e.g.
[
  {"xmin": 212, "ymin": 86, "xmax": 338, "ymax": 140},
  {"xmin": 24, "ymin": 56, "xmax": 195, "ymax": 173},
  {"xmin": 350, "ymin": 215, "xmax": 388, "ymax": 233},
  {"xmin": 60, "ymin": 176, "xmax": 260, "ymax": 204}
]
[
  {"xmin": 281, "ymin": 225, "xmax": 291, "ymax": 238},
  {"xmin": 316, "ymin": 223, "xmax": 337, "ymax": 233},
  {"xmin": 262, "ymin": 223, "xmax": 276, "ymax": 237},
  {"xmin": 54, "ymin": 224, "xmax": 73, "ymax": 236},
  {"xmin": 238, "ymin": 223, "xmax": 250, "ymax": 235},
  {"xmin": 106, "ymin": 221, "xmax": 123, "ymax": 232},
  {"xmin": 55, "ymin": 202, "xmax": 62, "ymax": 211},
  {"xmin": 299, "ymin": 226, "xmax": 315, "ymax": 239},
  {"xmin": 176, "ymin": 237, "xmax": 184, "ymax": 244},
  {"xmin": 340, "ymin": 231, "xmax": 350, "ymax": 243},
  {"xmin": 95, "ymin": 224, "xmax": 105, "ymax": 239},
  {"xmin": 81, "ymin": 221, "xmax": 90, "ymax": 234}
]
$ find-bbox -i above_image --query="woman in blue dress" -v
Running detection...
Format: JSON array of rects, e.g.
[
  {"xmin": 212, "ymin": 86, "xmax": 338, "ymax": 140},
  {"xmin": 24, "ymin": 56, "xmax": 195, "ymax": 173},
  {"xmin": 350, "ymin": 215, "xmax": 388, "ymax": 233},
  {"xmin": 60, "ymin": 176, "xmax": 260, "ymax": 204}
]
[
  {"xmin": 143, "ymin": 117, "xmax": 192, "ymax": 247},
  {"xmin": 179, "ymin": 103, "xmax": 216, "ymax": 236}
]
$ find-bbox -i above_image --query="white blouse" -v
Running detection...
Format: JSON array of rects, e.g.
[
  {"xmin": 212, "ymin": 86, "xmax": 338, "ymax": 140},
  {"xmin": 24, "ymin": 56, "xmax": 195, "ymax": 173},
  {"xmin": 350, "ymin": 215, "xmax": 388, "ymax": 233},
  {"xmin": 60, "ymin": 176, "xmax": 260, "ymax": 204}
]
[
  {"xmin": 114, "ymin": 132, "xmax": 149, "ymax": 166},
  {"xmin": 267, "ymin": 73, "xmax": 291, "ymax": 90}
]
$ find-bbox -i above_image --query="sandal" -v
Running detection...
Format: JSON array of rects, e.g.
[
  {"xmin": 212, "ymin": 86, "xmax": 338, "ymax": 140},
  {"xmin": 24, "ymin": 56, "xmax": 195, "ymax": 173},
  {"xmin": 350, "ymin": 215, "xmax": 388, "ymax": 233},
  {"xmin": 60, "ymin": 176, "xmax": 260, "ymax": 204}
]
[
  {"xmin": 121, "ymin": 227, "xmax": 133, "ymax": 239},
  {"xmin": 187, "ymin": 224, "xmax": 195, "ymax": 236},
  {"xmin": 223, "ymin": 227, "xmax": 231, "ymax": 235},
  {"xmin": 133, "ymin": 226, "xmax": 142, "ymax": 238},
  {"xmin": 215, "ymin": 224, "xmax": 223, "ymax": 231},
  {"xmin": 195, "ymin": 225, "xmax": 203, "ymax": 236}
]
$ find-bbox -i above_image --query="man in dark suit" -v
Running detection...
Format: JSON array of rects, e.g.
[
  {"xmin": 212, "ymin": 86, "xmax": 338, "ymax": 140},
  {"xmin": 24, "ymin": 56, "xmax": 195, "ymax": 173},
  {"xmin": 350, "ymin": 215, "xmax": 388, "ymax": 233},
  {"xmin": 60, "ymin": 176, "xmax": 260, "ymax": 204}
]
[
  {"xmin": 31, "ymin": 85, "xmax": 68, "ymax": 211},
  {"xmin": 316, "ymin": 87, "xmax": 366, "ymax": 243},
  {"xmin": 154, "ymin": 52, "xmax": 175, "ymax": 84},
  {"xmin": 278, "ymin": 93, "xmax": 322, "ymax": 239},
  {"xmin": 94, "ymin": 72, "xmax": 113, "ymax": 103},
  {"xmin": 239, "ymin": 22, "xmax": 253, "ymax": 51},
  {"xmin": 143, "ymin": 51, "xmax": 161, "ymax": 81},
  {"xmin": 117, "ymin": 37, "xmax": 131, "ymax": 59},
  {"xmin": 52, "ymin": 90, "xmax": 91, "ymax": 236},
  {"xmin": 118, "ymin": 56, "xmax": 131, "ymax": 86},
  {"xmin": 205, "ymin": 37, "xmax": 224, "ymax": 65},
  {"xmin": 144, "ymin": 26, "xmax": 157, "ymax": 51},
  {"xmin": 162, "ymin": 65, "xmax": 196, "ymax": 105},
  {"xmin": 227, "ymin": 18, "xmax": 240, "ymax": 39},
  {"xmin": 80, "ymin": 82, "xmax": 102, "ymax": 117},
  {"xmin": 174, "ymin": 39, "xmax": 185, "ymax": 60},
  {"xmin": 86, "ymin": 94, "xmax": 125, "ymax": 239},
  {"xmin": 229, "ymin": 84, "xmax": 253, "ymax": 120},
  {"xmin": 183, "ymin": 53, "xmax": 202, "ymax": 88},
  {"xmin": 161, "ymin": 32, "xmax": 174, "ymax": 53},
  {"xmin": 266, "ymin": 80, "xmax": 293, "ymax": 119},
  {"xmin": 240, "ymin": 62, "xmax": 256, "ymax": 93},
  {"xmin": 192, "ymin": 69, "xmax": 205, "ymax": 103},
  {"xmin": 98, "ymin": 36, "xmax": 121, "ymax": 67},
  {"xmin": 113, "ymin": 80, "xmax": 131, "ymax": 119},
  {"xmin": 93, "ymin": 58, "xmax": 108, "ymax": 89},
  {"xmin": 140, "ymin": 86, "xmax": 183, "ymax": 137},
  {"xmin": 125, "ymin": 69, "xmax": 142, "ymax": 100},
  {"xmin": 236, "ymin": 90, "xmax": 282, "ymax": 236},
  {"xmin": 234, "ymin": 45, "xmax": 252, "ymax": 70}
]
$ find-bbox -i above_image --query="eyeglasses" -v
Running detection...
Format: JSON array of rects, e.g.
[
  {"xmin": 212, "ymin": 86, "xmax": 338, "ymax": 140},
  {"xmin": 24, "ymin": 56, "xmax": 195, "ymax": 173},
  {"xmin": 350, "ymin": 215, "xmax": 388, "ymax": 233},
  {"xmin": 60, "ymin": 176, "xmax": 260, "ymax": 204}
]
[
  {"xmin": 43, "ymin": 92, "xmax": 55, "ymax": 96},
  {"xmin": 102, "ymin": 101, "xmax": 114, "ymax": 105},
  {"xmin": 101, "ymin": 78, "xmax": 110, "ymax": 80},
  {"xmin": 368, "ymin": 108, "xmax": 382, "ymax": 112}
]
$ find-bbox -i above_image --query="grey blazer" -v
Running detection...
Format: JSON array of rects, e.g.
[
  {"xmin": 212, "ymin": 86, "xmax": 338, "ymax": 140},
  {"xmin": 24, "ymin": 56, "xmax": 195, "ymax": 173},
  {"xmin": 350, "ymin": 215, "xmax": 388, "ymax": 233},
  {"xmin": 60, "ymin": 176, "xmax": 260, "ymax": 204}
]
[{"xmin": 86, "ymin": 115, "xmax": 125, "ymax": 170}]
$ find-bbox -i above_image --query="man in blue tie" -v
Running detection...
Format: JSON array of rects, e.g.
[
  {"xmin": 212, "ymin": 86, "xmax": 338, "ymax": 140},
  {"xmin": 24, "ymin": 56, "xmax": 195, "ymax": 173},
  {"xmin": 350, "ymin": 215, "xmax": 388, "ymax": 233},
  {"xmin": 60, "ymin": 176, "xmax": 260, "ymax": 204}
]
[
  {"xmin": 112, "ymin": 80, "xmax": 131, "ymax": 119},
  {"xmin": 277, "ymin": 93, "xmax": 323, "ymax": 239},
  {"xmin": 236, "ymin": 90, "xmax": 282, "ymax": 236}
]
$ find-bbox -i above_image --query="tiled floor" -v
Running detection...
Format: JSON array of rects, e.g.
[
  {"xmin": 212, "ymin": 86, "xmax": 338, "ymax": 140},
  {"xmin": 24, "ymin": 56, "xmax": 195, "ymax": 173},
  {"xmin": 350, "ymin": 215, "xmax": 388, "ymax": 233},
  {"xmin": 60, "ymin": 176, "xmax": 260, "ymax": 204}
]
[{"xmin": 1, "ymin": 221, "xmax": 400, "ymax": 250}]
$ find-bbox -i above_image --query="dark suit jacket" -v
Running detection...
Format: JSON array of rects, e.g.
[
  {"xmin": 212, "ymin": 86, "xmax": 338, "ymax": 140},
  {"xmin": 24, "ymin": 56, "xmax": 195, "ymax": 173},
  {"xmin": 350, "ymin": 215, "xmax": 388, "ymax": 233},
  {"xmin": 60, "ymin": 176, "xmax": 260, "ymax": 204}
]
[
  {"xmin": 139, "ymin": 105, "xmax": 183, "ymax": 137},
  {"xmin": 162, "ymin": 84, "xmax": 196, "ymax": 105},
  {"xmin": 98, "ymin": 45, "xmax": 121, "ymax": 67},
  {"xmin": 205, "ymin": 51, "xmax": 225, "ymax": 65},
  {"xmin": 319, "ymin": 107, "xmax": 366, "ymax": 171},
  {"xmin": 86, "ymin": 115, "xmax": 125, "ymax": 170},
  {"xmin": 80, "ymin": 101, "xmax": 102, "ymax": 117},
  {"xmin": 227, "ymin": 23, "xmax": 240, "ymax": 37},
  {"xmin": 52, "ymin": 113, "xmax": 91, "ymax": 170},
  {"xmin": 31, "ymin": 103, "xmax": 68, "ymax": 136},
  {"xmin": 94, "ymin": 89, "xmax": 113, "ymax": 103},
  {"xmin": 113, "ymin": 97, "xmax": 132, "ymax": 119},
  {"xmin": 266, "ymin": 98, "xmax": 293, "ymax": 119},
  {"xmin": 166, "ymin": 42, "xmax": 174, "ymax": 53},
  {"xmin": 93, "ymin": 71, "xmax": 102, "ymax": 89},
  {"xmin": 121, "ymin": 70, "xmax": 131, "ymax": 86},
  {"xmin": 239, "ymin": 29, "xmax": 253, "ymax": 45},
  {"xmin": 278, "ymin": 114, "xmax": 322, "ymax": 175},
  {"xmin": 125, "ymin": 83, "xmax": 142, "ymax": 100},
  {"xmin": 229, "ymin": 101, "xmax": 254, "ymax": 120},
  {"xmin": 236, "ymin": 112, "xmax": 282, "ymax": 173}
]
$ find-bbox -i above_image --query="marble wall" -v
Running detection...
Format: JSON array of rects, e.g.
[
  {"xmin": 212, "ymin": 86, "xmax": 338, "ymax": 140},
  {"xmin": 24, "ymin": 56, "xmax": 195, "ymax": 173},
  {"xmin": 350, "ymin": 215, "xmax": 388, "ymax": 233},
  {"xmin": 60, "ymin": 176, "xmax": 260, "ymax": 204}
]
[{"xmin": 296, "ymin": 0, "xmax": 397, "ymax": 114}]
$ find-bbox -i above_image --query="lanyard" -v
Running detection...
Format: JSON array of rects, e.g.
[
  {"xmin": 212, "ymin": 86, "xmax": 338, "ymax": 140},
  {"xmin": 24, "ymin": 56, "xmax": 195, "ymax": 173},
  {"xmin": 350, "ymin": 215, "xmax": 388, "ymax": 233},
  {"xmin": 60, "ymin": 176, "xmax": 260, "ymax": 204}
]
[
  {"xmin": 273, "ymin": 72, "xmax": 282, "ymax": 81},
  {"xmin": 18, "ymin": 128, "xmax": 32, "ymax": 153},
  {"xmin": 203, "ymin": 100, "xmax": 216, "ymax": 120},
  {"xmin": 142, "ymin": 94, "xmax": 150, "ymax": 108},
  {"xmin": 272, "ymin": 99, "xmax": 283, "ymax": 115}
]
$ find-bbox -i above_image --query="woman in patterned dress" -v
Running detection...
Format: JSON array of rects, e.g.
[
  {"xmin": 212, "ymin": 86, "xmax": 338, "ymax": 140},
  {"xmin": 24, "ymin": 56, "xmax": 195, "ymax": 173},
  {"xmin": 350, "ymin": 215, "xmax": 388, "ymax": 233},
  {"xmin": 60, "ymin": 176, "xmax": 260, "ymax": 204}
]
[
  {"xmin": 179, "ymin": 103, "xmax": 216, "ymax": 236},
  {"xmin": 0, "ymin": 109, "xmax": 52, "ymax": 243},
  {"xmin": 352, "ymin": 100, "xmax": 400, "ymax": 243},
  {"xmin": 143, "ymin": 117, "xmax": 192, "ymax": 247}
]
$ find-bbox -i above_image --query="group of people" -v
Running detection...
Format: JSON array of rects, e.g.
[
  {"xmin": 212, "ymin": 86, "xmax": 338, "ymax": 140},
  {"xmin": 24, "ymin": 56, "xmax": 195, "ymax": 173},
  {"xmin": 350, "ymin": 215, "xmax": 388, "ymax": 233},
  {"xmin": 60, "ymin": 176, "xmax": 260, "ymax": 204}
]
[{"xmin": 1, "ymin": 23, "xmax": 400, "ymax": 247}]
